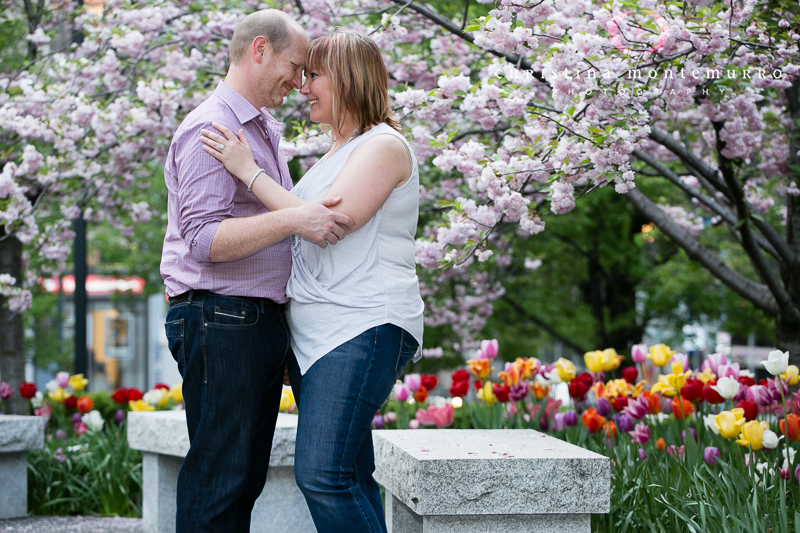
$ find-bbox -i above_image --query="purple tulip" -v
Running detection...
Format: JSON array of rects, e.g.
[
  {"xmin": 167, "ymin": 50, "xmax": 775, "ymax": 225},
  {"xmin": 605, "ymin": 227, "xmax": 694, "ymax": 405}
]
[
  {"xmin": 766, "ymin": 377, "xmax": 789, "ymax": 402},
  {"xmin": 55, "ymin": 448, "xmax": 66, "ymax": 463},
  {"xmin": 704, "ymin": 447, "xmax": 720, "ymax": 466},
  {"xmin": 563, "ymin": 410, "xmax": 578, "ymax": 427},
  {"xmin": 509, "ymin": 382, "xmax": 528, "ymax": 402},
  {"xmin": 393, "ymin": 383, "xmax": 409, "ymax": 402},
  {"xmin": 539, "ymin": 416, "xmax": 549, "ymax": 432},
  {"xmin": 681, "ymin": 428, "xmax": 697, "ymax": 442},
  {"xmin": 616, "ymin": 414, "xmax": 635, "ymax": 433},
  {"xmin": 72, "ymin": 413, "xmax": 82, "ymax": 424},
  {"xmin": 629, "ymin": 423, "xmax": 650, "ymax": 444},
  {"xmin": 631, "ymin": 344, "xmax": 648, "ymax": 364},
  {"xmin": 404, "ymin": 374, "xmax": 421, "ymax": 392},
  {"xmin": 55, "ymin": 429, "xmax": 67, "ymax": 441},
  {"xmin": 671, "ymin": 353, "xmax": 689, "ymax": 373},
  {"xmin": 372, "ymin": 414, "xmax": 385, "ymax": 430},
  {"xmin": 0, "ymin": 382, "xmax": 13, "ymax": 401},
  {"xmin": 55, "ymin": 371, "xmax": 70, "ymax": 388},
  {"xmin": 638, "ymin": 448, "xmax": 647, "ymax": 461},
  {"xmin": 552, "ymin": 412, "xmax": 567, "ymax": 432},
  {"xmin": 661, "ymin": 396, "xmax": 673, "ymax": 414},
  {"xmin": 115, "ymin": 409, "xmax": 125, "ymax": 425},
  {"xmin": 596, "ymin": 397, "xmax": 611, "ymax": 417},
  {"xmin": 623, "ymin": 395, "xmax": 649, "ymax": 420},
  {"xmin": 795, "ymin": 464, "xmax": 800, "ymax": 482}
]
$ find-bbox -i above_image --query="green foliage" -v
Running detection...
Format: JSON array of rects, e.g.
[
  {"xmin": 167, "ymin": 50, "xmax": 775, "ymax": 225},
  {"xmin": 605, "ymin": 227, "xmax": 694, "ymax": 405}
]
[{"xmin": 28, "ymin": 421, "xmax": 142, "ymax": 517}]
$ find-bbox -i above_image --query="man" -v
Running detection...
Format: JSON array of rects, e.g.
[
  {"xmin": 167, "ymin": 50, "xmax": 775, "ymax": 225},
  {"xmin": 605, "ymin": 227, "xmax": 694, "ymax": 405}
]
[{"xmin": 160, "ymin": 10, "xmax": 351, "ymax": 532}]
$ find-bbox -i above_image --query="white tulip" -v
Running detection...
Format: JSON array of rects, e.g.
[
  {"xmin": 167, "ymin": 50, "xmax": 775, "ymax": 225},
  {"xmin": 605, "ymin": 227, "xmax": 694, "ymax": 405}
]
[
  {"xmin": 31, "ymin": 391, "xmax": 43, "ymax": 408},
  {"xmin": 761, "ymin": 350, "xmax": 790, "ymax": 376},
  {"xmin": 761, "ymin": 429, "xmax": 781, "ymax": 449},
  {"xmin": 143, "ymin": 389, "xmax": 165, "ymax": 406},
  {"xmin": 711, "ymin": 376, "xmax": 741, "ymax": 399},
  {"xmin": 703, "ymin": 413, "xmax": 720, "ymax": 435},
  {"xmin": 81, "ymin": 410, "xmax": 104, "ymax": 432}
]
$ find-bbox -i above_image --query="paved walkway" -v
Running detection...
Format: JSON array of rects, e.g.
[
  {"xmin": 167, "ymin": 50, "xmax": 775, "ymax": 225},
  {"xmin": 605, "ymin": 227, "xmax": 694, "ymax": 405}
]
[{"xmin": 0, "ymin": 516, "xmax": 142, "ymax": 533}]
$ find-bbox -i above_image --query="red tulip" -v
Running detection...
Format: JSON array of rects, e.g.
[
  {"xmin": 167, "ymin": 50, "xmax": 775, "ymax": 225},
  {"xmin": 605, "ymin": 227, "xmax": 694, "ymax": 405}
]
[
  {"xmin": 737, "ymin": 399, "xmax": 758, "ymax": 421},
  {"xmin": 681, "ymin": 379, "xmax": 704, "ymax": 403},
  {"xmin": 449, "ymin": 380, "xmax": 469, "ymax": 398},
  {"xmin": 413, "ymin": 385, "xmax": 428, "ymax": 404},
  {"xmin": 492, "ymin": 383, "xmax": 510, "ymax": 403},
  {"xmin": 19, "ymin": 382, "xmax": 37, "ymax": 399},
  {"xmin": 738, "ymin": 376, "xmax": 755, "ymax": 387},
  {"xmin": 473, "ymin": 380, "xmax": 482, "ymax": 391},
  {"xmin": 421, "ymin": 374, "xmax": 438, "ymax": 391},
  {"xmin": 64, "ymin": 395, "xmax": 77, "ymax": 410},
  {"xmin": 154, "ymin": 383, "xmax": 170, "ymax": 391},
  {"xmin": 702, "ymin": 381, "xmax": 725, "ymax": 404},
  {"xmin": 621, "ymin": 366, "xmax": 638, "ymax": 385},
  {"xmin": 451, "ymin": 369, "xmax": 470, "ymax": 383},
  {"xmin": 77, "ymin": 396, "xmax": 94, "ymax": 414},
  {"xmin": 112, "ymin": 388, "xmax": 129, "ymax": 404},
  {"xmin": 611, "ymin": 396, "xmax": 629, "ymax": 411},
  {"xmin": 127, "ymin": 388, "xmax": 144, "ymax": 402},
  {"xmin": 671, "ymin": 397, "xmax": 694, "ymax": 420}
]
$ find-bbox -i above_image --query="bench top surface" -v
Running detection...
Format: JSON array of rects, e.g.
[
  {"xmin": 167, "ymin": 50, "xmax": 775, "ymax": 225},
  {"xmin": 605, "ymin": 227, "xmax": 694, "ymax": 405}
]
[
  {"xmin": 0, "ymin": 415, "xmax": 45, "ymax": 452},
  {"xmin": 373, "ymin": 429, "xmax": 605, "ymax": 461}
]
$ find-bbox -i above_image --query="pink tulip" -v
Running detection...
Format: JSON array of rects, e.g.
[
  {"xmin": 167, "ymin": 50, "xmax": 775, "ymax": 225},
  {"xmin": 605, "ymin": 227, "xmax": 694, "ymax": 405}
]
[
  {"xmin": 55, "ymin": 371, "xmax": 70, "ymax": 388},
  {"xmin": 73, "ymin": 422, "xmax": 87, "ymax": 436},
  {"xmin": 404, "ymin": 374, "xmax": 421, "ymax": 392},
  {"xmin": 671, "ymin": 353, "xmax": 689, "ymax": 373},
  {"xmin": 703, "ymin": 353, "xmax": 728, "ymax": 375},
  {"xmin": 393, "ymin": 384, "xmax": 409, "ymax": 402},
  {"xmin": 477, "ymin": 339, "xmax": 499, "ymax": 360},
  {"xmin": 746, "ymin": 385, "xmax": 771, "ymax": 406},
  {"xmin": 415, "ymin": 404, "xmax": 455, "ymax": 428},
  {"xmin": 629, "ymin": 423, "xmax": 650, "ymax": 444},
  {"xmin": 631, "ymin": 344, "xmax": 648, "ymax": 364},
  {"xmin": 717, "ymin": 363, "xmax": 740, "ymax": 379},
  {"xmin": 409, "ymin": 419, "xmax": 420, "ymax": 429},
  {"xmin": 622, "ymin": 395, "xmax": 649, "ymax": 420}
]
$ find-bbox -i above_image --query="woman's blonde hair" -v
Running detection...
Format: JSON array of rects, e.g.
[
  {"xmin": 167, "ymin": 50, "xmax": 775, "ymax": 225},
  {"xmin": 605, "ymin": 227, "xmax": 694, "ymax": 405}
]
[{"xmin": 305, "ymin": 31, "xmax": 401, "ymax": 138}]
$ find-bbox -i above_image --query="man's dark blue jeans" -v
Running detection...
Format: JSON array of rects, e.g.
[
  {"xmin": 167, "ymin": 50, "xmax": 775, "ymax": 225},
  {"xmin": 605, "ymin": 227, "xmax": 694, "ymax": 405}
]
[
  {"xmin": 165, "ymin": 290, "xmax": 289, "ymax": 532},
  {"xmin": 288, "ymin": 323, "xmax": 419, "ymax": 533}
]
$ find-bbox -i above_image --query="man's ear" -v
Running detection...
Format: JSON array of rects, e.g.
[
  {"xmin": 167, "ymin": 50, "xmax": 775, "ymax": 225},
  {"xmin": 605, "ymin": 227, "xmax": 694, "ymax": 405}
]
[{"xmin": 253, "ymin": 36, "xmax": 269, "ymax": 64}]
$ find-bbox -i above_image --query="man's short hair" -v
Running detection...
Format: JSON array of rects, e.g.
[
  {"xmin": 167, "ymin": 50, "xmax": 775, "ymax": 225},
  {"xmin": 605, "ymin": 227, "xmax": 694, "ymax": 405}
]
[{"xmin": 229, "ymin": 10, "xmax": 300, "ymax": 65}]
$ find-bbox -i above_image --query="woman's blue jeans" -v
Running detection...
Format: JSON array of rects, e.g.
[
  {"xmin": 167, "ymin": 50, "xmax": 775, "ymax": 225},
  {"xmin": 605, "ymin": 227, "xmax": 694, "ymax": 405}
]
[{"xmin": 288, "ymin": 323, "xmax": 418, "ymax": 533}]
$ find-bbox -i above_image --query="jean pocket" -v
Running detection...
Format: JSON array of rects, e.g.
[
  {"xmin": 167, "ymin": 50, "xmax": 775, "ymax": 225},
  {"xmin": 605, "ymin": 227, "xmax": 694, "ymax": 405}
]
[
  {"xmin": 206, "ymin": 299, "xmax": 260, "ymax": 328},
  {"xmin": 394, "ymin": 329, "xmax": 419, "ymax": 378},
  {"xmin": 165, "ymin": 318, "xmax": 185, "ymax": 374}
]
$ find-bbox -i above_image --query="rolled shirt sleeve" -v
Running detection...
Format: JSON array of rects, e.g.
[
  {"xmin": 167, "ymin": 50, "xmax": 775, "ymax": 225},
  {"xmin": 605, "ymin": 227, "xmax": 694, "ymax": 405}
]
[{"xmin": 173, "ymin": 121, "xmax": 238, "ymax": 263}]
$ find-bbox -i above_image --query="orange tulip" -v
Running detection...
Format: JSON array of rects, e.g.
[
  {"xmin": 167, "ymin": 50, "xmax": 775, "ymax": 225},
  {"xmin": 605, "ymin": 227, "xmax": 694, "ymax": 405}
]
[
  {"xmin": 530, "ymin": 381, "xmax": 550, "ymax": 399},
  {"xmin": 656, "ymin": 437, "xmax": 666, "ymax": 451},
  {"xmin": 581, "ymin": 408, "xmax": 606, "ymax": 433},
  {"xmin": 414, "ymin": 386, "xmax": 429, "ymax": 404},
  {"xmin": 604, "ymin": 421, "xmax": 617, "ymax": 439},
  {"xmin": 671, "ymin": 397, "xmax": 694, "ymax": 420},
  {"xmin": 780, "ymin": 413, "xmax": 800, "ymax": 441},
  {"xmin": 77, "ymin": 396, "xmax": 94, "ymax": 414},
  {"xmin": 467, "ymin": 359, "xmax": 491, "ymax": 380},
  {"xmin": 644, "ymin": 391, "xmax": 661, "ymax": 415}
]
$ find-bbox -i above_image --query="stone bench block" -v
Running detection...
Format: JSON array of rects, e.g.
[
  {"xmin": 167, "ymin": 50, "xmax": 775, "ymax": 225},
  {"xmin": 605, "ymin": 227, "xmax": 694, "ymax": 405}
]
[
  {"xmin": 0, "ymin": 415, "xmax": 45, "ymax": 519},
  {"xmin": 374, "ymin": 429, "xmax": 610, "ymax": 533},
  {"xmin": 128, "ymin": 411, "xmax": 315, "ymax": 533}
]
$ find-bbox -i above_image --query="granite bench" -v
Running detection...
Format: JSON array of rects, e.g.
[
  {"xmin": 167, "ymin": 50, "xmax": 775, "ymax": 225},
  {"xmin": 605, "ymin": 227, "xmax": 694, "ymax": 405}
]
[
  {"xmin": 127, "ymin": 410, "xmax": 315, "ymax": 533},
  {"xmin": 0, "ymin": 415, "xmax": 45, "ymax": 519},
  {"xmin": 373, "ymin": 429, "xmax": 610, "ymax": 533}
]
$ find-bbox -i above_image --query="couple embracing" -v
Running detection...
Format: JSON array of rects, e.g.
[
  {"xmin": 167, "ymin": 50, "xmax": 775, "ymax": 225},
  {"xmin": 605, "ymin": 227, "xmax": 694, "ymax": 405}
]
[{"xmin": 159, "ymin": 9, "xmax": 424, "ymax": 532}]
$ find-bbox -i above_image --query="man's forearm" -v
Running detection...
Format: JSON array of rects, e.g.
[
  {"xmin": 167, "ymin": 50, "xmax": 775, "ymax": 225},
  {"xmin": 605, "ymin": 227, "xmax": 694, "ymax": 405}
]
[{"xmin": 209, "ymin": 210, "xmax": 296, "ymax": 262}]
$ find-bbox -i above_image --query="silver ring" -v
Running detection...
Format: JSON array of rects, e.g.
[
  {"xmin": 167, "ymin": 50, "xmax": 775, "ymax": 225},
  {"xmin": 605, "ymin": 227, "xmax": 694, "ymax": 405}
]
[{"xmin": 218, "ymin": 143, "xmax": 224, "ymax": 152}]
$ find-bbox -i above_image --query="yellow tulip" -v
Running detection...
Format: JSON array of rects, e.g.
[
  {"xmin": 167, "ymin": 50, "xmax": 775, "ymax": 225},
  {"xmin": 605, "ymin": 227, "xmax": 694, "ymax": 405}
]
[
  {"xmin": 467, "ymin": 359, "xmax": 492, "ymax": 380},
  {"xmin": 584, "ymin": 351, "xmax": 604, "ymax": 373},
  {"xmin": 602, "ymin": 348, "xmax": 624, "ymax": 371},
  {"xmin": 157, "ymin": 390, "xmax": 169, "ymax": 407},
  {"xmin": 477, "ymin": 382, "xmax": 496, "ymax": 404},
  {"xmin": 714, "ymin": 409, "xmax": 746, "ymax": 439},
  {"xmin": 498, "ymin": 365, "xmax": 520, "ymax": 386},
  {"xmin": 694, "ymin": 368, "xmax": 716, "ymax": 385},
  {"xmin": 170, "ymin": 383, "xmax": 183, "ymax": 403},
  {"xmin": 129, "ymin": 399, "xmax": 155, "ymax": 412},
  {"xmin": 48, "ymin": 387, "xmax": 67, "ymax": 403},
  {"xmin": 649, "ymin": 344, "xmax": 675, "ymax": 367},
  {"xmin": 605, "ymin": 379, "xmax": 632, "ymax": 399},
  {"xmin": 649, "ymin": 363, "xmax": 692, "ymax": 397},
  {"xmin": 279, "ymin": 390, "xmax": 294, "ymax": 411},
  {"xmin": 69, "ymin": 374, "xmax": 88, "ymax": 392},
  {"xmin": 781, "ymin": 365, "xmax": 800, "ymax": 386},
  {"xmin": 514, "ymin": 358, "xmax": 537, "ymax": 379},
  {"xmin": 737, "ymin": 420, "xmax": 764, "ymax": 451},
  {"xmin": 555, "ymin": 357, "xmax": 576, "ymax": 383}
]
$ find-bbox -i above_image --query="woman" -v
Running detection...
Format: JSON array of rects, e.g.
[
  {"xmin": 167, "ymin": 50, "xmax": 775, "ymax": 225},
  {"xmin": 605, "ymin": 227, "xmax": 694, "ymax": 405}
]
[{"xmin": 199, "ymin": 31, "xmax": 423, "ymax": 533}]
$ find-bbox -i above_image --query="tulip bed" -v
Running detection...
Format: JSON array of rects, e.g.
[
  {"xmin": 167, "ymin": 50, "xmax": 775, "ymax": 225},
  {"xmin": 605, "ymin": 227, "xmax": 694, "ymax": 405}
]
[
  {"xmin": 0, "ymin": 374, "xmax": 183, "ymax": 517},
  {"xmin": 372, "ymin": 341, "xmax": 800, "ymax": 533}
]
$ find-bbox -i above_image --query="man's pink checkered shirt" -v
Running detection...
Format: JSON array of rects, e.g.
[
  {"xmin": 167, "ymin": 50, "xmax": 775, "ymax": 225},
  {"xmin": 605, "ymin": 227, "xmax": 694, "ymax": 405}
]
[{"xmin": 160, "ymin": 81, "xmax": 293, "ymax": 303}]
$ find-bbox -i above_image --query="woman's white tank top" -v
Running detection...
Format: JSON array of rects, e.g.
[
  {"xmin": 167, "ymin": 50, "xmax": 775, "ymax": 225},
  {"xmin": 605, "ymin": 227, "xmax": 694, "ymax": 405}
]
[{"xmin": 286, "ymin": 123, "xmax": 424, "ymax": 374}]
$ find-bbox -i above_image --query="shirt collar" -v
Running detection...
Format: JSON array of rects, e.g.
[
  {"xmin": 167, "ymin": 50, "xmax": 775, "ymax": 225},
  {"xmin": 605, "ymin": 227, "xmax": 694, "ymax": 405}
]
[{"xmin": 213, "ymin": 81, "xmax": 262, "ymax": 125}]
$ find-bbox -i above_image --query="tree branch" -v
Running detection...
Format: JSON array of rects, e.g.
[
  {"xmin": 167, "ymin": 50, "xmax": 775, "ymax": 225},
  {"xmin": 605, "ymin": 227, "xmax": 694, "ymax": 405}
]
[
  {"xmin": 624, "ymin": 187, "xmax": 779, "ymax": 315},
  {"xmin": 387, "ymin": 0, "xmax": 547, "ymax": 85},
  {"xmin": 632, "ymin": 148, "xmax": 780, "ymax": 260},
  {"xmin": 501, "ymin": 295, "xmax": 590, "ymax": 354}
]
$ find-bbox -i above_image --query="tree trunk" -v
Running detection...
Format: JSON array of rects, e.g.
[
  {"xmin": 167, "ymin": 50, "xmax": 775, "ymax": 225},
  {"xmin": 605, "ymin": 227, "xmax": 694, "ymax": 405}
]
[{"xmin": 0, "ymin": 234, "xmax": 26, "ymax": 415}]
